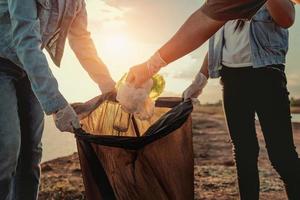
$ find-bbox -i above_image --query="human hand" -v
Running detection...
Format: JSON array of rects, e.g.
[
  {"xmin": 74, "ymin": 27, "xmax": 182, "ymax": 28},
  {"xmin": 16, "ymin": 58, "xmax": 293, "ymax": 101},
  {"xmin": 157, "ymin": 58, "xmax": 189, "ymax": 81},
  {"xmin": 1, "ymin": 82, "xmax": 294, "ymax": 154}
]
[
  {"xmin": 53, "ymin": 104, "xmax": 81, "ymax": 133},
  {"xmin": 126, "ymin": 52, "xmax": 167, "ymax": 88},
  {"xmin": 183, "ymin": 72, "xmax": 208, "ymax": 100},
  {"xmin": 126, "ymin": 62, "xmax": 152, "ymax": 88},
  {"xmin": 98, "ymin": 77, "xmax": 116, "ymax": 94},
  {"xmin": 117, "ymin": 78, "xmax": 152, "ymax": 112}
]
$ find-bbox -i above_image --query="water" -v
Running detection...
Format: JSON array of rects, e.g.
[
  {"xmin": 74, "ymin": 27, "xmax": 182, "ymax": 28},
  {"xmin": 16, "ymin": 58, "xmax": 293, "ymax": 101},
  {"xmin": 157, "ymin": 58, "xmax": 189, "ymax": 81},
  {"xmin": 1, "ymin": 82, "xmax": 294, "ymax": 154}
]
[
  {"xmin": 292, "ymin": 114, "xmax": 300, "ymax": 123},
  {"xmin": 42, "ymin": 116, "xmax": 77, "ymax": 162},
  {"xmin": 41, "ymin": 114, "xmax": 300, "ymax": 162}
]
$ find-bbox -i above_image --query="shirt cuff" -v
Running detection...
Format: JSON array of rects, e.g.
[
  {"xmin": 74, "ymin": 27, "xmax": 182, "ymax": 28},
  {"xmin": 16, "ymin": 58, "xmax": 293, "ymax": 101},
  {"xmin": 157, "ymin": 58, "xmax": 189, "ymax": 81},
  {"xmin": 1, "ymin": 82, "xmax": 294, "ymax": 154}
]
[{"xmin": 42, "ymin": 94, "xmax": 69, "ymax": 115}]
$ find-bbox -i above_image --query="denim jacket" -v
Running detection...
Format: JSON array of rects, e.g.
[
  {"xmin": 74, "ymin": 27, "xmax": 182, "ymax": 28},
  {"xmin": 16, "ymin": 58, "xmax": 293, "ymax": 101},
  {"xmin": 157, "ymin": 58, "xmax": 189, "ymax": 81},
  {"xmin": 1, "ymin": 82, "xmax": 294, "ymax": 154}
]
[
  {"xmin": 208, "ymin": 6, "xmax": 289, "ymax": 78},
  {"xmin": 0, "ymin": 0, "xmax": 114, "ymax": 114}
]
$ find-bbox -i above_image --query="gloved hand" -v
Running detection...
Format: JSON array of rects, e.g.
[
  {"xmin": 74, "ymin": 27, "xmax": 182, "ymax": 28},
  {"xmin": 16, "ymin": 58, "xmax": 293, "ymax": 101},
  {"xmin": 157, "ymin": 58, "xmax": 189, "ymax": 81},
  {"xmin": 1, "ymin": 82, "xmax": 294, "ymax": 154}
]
[
  {"xmin": 53, "ymin": 104, "xmax": 81, "ymax": 133},
  {"xmin": 127, "ymin": 52, "xmax": 167, "ymax": 88},
  {"xmin": 183, "ymin": 72, "xmax": 208, "ymax": 100},
  {"xmin": 98, "ymin": 77, "xmax": 116, "ymax": 94},
  {"xmin": 135, "ymin": 97, "xmax": 155, "ymax": 120},
  {"xmin": 117, "ymin": 79, "xmax": 155, "ymax": 120}
]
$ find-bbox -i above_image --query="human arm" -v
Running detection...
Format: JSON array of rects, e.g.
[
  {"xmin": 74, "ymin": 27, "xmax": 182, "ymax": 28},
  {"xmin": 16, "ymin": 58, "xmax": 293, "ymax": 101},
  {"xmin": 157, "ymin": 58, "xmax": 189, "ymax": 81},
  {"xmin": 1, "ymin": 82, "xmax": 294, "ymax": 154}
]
[
  {"xmin": 127, "ymin": 0, "xmax": 278, "ymax": 87},
  {"xmin": 68, "ymin": 1, "xmax": 115, "ymax": 94},
  {"xmin": 266, "ymin": 0, "xmax": 295, "ymax": 28},
  {"xmin": 127, "ymin": 9, "xmax": 224, "ymax": 87},
  {"xmin": 8, "ymin": 0, "xmax": 68, "ymax": 114},
  {"xmin": 183, "ymin": 53, "xmax": 209, "ymax": 100},
  {"xmin": 159, "ymin": 10, "xmax": 224, "ymax": 64},
  {"xmin": 8, "ymin": 0, "xmax": 80, "ymax": 132}
]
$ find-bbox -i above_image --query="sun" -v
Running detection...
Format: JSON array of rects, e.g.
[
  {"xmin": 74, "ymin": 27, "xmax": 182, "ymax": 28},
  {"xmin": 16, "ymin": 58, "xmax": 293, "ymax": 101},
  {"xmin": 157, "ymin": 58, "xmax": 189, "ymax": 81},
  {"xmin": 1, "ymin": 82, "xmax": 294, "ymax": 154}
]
[
  {"xmin": 98, "ymin": 32, "xmax": 142, "ymax": 77},
  {"xmin": 102, "ymin": 33, "xmax": 131, "ymax": 56}
]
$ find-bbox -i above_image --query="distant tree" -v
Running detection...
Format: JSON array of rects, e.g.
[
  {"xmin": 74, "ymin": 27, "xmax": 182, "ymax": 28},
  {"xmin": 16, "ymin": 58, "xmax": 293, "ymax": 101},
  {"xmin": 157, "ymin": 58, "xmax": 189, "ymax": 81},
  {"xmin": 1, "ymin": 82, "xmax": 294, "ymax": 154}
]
[
  {"xmin": 202, "ymin": 100, "xmax": 222, "ymax": 106},
  {"xmin": 291, "ymin": 97, "xmax": 295, "ymax": 105},
  {"xmin": 290, "ymin": 97, "xmax": 300, "ymax": 107},
  {"xmin": 215, "ymin": 100, "xmax": 223, "ymax": 106}
]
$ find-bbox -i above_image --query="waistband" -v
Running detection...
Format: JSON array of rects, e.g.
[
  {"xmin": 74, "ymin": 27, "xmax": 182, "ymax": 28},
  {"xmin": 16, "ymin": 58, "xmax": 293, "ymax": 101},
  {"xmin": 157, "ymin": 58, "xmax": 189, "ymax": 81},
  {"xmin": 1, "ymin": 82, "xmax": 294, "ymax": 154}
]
[{"xmin": 221, "ymin": 64, "xmax": 285, "ymax": 73}]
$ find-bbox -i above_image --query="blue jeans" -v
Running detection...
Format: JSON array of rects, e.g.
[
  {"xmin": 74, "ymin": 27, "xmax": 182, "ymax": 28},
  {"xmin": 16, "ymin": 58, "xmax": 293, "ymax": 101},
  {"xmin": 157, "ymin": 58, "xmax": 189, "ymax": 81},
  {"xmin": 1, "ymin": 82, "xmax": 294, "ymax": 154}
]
[{"xmin": 0, "ymin": 58, "xmax": 44, "ymax": 200}]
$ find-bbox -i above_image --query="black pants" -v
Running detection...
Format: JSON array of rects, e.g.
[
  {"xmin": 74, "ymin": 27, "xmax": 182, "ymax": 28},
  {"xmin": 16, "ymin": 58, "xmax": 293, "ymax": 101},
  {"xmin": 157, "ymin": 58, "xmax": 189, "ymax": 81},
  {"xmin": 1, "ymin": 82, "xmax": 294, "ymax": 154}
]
[{"xmin": 221, "ymin": 65, "xmax": 300, "ymax": 200}]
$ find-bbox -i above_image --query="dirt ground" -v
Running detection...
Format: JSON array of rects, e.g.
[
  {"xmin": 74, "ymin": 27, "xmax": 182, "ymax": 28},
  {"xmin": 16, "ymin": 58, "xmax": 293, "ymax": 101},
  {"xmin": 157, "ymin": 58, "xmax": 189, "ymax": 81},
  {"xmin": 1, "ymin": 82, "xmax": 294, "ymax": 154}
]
[
  {"xmin": 193, "ymin": 106, "xmax": 300, "ymax": 200},
  {"xmin": 39, "ymin": 105, "xmax": 300, "ymax": 200},
  {"xmin": 291, "ymin": 107, "xmax": 300, "ymax": 114}
]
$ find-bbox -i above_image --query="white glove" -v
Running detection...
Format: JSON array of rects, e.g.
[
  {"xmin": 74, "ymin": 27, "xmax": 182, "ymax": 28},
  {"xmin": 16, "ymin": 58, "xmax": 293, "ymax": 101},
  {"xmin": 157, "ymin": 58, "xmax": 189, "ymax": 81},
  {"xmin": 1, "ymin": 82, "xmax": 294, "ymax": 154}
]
[
  {"xmin": 53, "ymin": 105, "xmax": 81, "ymax": 133},
  {"xmin": 126, "ymin": 51, "xmax": 167, "ymax": 88},
  {"xmin": 183, "ymin": 72, "xmax": 208, "ymax": 100},
  {"xmin": 98, "ymin": 78, "xmax": 116, "ymax": 94},
  {"xmin": 147, "ymin": 51, "xmax": 168, "ymax": 76},
  {"xmin": 117, "ymin": 79, "xmax": 154, "ymax": 120}
]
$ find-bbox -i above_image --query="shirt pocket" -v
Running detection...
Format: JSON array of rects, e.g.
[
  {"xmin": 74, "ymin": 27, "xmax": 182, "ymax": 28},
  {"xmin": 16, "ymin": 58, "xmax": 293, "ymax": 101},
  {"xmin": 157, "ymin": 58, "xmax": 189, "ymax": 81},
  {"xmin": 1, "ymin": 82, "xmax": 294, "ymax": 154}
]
[{"xmin": 252, "ymin": 8, "xmax": 273, "ymax": 22}]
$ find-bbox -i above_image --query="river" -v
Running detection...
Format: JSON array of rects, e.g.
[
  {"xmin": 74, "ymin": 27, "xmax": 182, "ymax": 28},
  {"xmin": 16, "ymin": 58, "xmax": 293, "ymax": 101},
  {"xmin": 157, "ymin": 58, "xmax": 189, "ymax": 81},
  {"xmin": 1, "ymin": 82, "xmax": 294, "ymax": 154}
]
[{"xmin": 293, "ymin": 113, "xmax": 300, "ymax": 123}]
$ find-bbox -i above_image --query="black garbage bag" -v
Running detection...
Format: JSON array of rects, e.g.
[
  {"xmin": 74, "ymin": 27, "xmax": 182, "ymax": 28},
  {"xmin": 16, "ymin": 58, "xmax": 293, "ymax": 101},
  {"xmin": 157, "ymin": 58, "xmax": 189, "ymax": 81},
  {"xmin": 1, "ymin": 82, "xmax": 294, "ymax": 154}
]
[{"xmin": 72, "ymin": 93, "xmax": 194, "ymax": 200}]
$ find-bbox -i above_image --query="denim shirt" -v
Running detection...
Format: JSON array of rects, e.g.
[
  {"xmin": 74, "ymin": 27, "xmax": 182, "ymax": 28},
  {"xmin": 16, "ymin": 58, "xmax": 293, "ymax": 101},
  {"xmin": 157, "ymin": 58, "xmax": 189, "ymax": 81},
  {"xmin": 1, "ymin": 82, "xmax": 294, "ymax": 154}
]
[
  {"xmin": 208, "ymin": 6, "xmax": 289, "ymax": 78},
  {"xmin": 0, "ymin": 0, "xmax": 114, "ymax": 114}
]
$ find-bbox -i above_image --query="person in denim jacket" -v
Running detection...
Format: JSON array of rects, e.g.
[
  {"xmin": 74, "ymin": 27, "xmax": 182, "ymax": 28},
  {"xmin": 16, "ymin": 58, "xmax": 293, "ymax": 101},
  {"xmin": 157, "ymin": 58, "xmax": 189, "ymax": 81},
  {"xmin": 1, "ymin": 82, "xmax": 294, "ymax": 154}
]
[
  {"xmin": 184, "ymin": 1, "xmax": 299, "ymax": 200},
  {"xmin": 0, "ymin": 0, "xmax": 115, "ymax": 199}
]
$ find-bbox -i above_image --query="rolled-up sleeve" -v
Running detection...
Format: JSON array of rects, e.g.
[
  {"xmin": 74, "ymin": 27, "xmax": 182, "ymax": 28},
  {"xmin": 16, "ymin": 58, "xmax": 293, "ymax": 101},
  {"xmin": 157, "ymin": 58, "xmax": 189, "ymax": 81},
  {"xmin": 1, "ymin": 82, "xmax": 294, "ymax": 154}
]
[
  {"xmin": 68, "ymin": 1, "xmax": 115, "ymax": 93},
  {"xmin": 200, "ymin": 0, "xmax": 266, "ymax": 21},
  {"xmin": 8, "ymin": 0, "xmax": 68, "ymax": 114}
]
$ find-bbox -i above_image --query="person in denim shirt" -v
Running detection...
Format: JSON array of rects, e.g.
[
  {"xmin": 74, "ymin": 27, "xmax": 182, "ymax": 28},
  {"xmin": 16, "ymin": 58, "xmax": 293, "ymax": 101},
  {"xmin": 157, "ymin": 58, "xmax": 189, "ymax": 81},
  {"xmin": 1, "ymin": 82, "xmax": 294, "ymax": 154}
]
[
  {"xmin": 0, "ymin": 0, "xmax": 115, "ymax": 199},
  {"xmin": 184, "ymin": 1, "xmax": 299, "ymax": 200}
]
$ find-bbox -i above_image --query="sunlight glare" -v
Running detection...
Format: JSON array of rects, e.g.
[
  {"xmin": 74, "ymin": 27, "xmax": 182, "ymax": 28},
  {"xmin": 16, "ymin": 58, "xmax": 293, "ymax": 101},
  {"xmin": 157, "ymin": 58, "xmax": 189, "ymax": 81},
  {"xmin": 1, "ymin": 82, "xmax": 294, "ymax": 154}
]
[{"xmin": 102, "ymin": 34, "xmax": 130, "ymax": 58}]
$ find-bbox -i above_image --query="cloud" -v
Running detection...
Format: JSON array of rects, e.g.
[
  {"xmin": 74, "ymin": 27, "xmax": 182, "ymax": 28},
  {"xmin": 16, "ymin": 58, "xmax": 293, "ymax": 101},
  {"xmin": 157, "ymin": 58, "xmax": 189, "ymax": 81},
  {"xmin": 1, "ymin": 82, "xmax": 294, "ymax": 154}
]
[
  {"xmin": 160, "ymin": 45, "xmax": 208, "ymax": 81},
  {"xmin": 100, "ymin": 0, "xmax": 204, "ymax": 43},
  {"xmin": 86, "ymin": 0, "xmax": 124, "ymax": 21},
  {"xmin": 85, "ymin": 0, "xmax": 127, "ymax": 33},
  {"xmin": 161, "ymin": 56, "xmax": 200, "ymax": 80},
  {"xmin": 86, "ymin": 0, "xmax": 209, "ymax": 83},
  {"xmin": 94, "ymin": 0, "xmax": 209, "ymax": 82}
]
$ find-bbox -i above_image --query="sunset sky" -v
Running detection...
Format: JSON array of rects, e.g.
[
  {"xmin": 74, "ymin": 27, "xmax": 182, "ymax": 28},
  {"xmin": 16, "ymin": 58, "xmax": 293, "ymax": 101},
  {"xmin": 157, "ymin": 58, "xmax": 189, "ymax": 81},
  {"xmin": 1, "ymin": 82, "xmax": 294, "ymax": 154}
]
[{"xmin": 47, "ymin": 0, "xmax": 300, "ymax": 104}]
